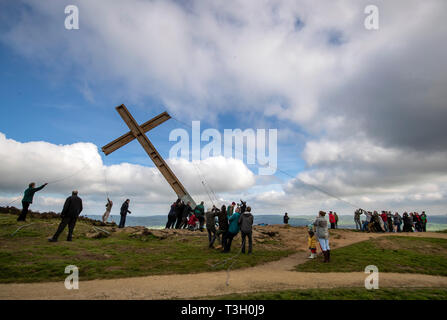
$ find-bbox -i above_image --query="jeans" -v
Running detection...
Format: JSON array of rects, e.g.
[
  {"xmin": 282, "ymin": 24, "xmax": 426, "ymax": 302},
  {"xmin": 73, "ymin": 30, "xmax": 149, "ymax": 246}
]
[
  {"xmin": 355, "ymin": 219, "xmax": 362, "ymax": 230},
  {"xmin": 318, "ymin": 238, "xmax": 330, "ymax": 251},
  {"xmin": 362, "ymin": 221, "xmax": 370, "ymax": 231},
  {"xmin": 17, "ymin": 201, "xmax": 31, "ymax": 221},
  {"xmin": 207, "ymin": 227, "xmax": 217, "ymax": 247},
  {"xmin": 198, "ymin": 216, "xmax": 205, "ymax": 231},
  {"xmin": 241, "ymin": 231, "xmax": 252, "ymax": 253}
]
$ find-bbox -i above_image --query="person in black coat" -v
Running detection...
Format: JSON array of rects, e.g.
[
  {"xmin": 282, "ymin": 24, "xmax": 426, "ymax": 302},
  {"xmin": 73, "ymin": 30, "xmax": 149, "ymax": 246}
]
[
  {"xmin": 175, "ymin": 200, "xmax": 185, "ymax": 229},
  {"xmin": 119, "ymin": 199, "xmax": 131, "ymax": 228},
  {"xmin": 48, "ymin": 190, "xmax": 83, "ymax": 242},
  {"xmin": 165, "ymin": 200, "xmax": 178, "ymax": 229},
  {"xmin": 180, "ymin": 201, "xmax": 193, "ymax": 229}
]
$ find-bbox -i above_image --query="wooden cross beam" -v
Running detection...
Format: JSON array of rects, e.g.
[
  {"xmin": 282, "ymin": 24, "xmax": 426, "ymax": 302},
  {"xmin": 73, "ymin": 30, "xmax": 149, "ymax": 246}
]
[{"xmin": 101, "ymin": 104, "xmax": 196, "ymax": 207}]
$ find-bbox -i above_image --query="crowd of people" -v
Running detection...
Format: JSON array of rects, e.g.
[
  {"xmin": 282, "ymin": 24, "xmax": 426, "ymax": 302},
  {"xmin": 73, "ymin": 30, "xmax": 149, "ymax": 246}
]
[
  {"xmin": 15, "ymin": 182, "xmax": 430, "ymax": 263},
  {"xmin": 354, "ymin": 209, "xmax": 428, "ymax": 233},
  {"xmin": 165, "ymin": 199, "xmax": 254, "ymax": 254}
]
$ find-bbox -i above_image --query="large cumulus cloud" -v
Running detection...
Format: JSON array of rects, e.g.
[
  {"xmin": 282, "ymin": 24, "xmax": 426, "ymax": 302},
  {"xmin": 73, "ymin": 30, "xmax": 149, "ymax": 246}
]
[{"xmin": 0, "ymin": 133, "xmax": 255, "ymax": 214}]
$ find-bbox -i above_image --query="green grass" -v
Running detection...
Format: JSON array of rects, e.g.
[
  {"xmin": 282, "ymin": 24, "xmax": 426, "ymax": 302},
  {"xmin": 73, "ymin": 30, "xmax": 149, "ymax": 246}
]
[
  {"xmin": 208, "ymin": 287, "xmax": 447, "ymax": 300},
  {"xmin": 295, "ymin": 236, "xmax": 447, "ymax": 276},
  {"xmin": 0, "ymin": 214, "xmax": 293, "ymax": 283}
]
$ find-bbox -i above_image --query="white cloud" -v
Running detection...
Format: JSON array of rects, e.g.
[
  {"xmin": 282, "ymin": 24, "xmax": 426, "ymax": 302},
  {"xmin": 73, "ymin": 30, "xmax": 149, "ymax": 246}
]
[{"xmin": 0, "ymin": 132, "xmax": 255, "ymax": 215}]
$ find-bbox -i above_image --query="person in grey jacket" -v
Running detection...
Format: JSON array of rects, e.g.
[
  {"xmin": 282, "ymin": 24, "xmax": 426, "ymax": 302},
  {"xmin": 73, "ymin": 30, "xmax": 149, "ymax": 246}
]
[
  {"xmin": 205, "ymin": 209, "xmax": 218, "ymax": 248},
  {"xmin": 238, "ymin": 206, "xmax": 254, "ymax": 254},
  {"xmin": 313, "ymin": 211, "xmax": 330, "ymax": 262}
]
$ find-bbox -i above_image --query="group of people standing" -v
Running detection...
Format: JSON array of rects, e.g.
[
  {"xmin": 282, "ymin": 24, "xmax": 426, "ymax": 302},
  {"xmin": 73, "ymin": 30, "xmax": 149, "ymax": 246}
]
[
  {"xmin": 165, "ymin": 199, "xmax": 205, "ymax": 230},
  {"xmin": 328, "ymin": 211, "xmax": 339, "ymax": 229},
  {"xmin": 354, "ymin": 209, "xmax": 428, "ymax": 233},
  {"xmin": 166, "ymin": 199, "xmax": 254, "ymax": 254}
]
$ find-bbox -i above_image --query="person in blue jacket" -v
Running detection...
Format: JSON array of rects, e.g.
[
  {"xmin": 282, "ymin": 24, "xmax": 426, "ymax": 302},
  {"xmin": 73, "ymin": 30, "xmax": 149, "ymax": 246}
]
[{"xmin": 222, "ymin": 207, "xmax": 241, "ymax": 253}]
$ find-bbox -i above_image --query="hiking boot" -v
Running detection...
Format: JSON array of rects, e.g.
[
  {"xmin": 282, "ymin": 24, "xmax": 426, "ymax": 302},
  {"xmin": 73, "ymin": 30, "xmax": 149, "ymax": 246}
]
[
  {"xmin": 322, "ymin": 251, "xmax": 328, "ymax": 263},
  {"xmin": 327, "ymin": 250, "xmax": 331, "ymax": 262},
  {"xmin": 48, "ymin": 238, "xmax": 57, "ymax": 242}
]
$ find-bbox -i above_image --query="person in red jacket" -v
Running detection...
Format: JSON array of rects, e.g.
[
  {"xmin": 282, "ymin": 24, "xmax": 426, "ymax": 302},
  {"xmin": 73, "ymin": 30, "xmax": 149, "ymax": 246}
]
[
  {"xmin": 380, "ymin": 211, "xmax": 388, "ymax": 231},
  {"xmin": 187, "ymin": 213, "xmax": 199, "ymax": 231},
  {"xmin": 328, "ymin": 211, "xmax": 336, "ymax": 229}
]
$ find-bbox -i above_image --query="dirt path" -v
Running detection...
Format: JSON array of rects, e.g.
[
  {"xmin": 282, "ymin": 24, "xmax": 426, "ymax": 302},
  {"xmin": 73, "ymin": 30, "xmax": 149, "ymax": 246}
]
[{"xmin": 1, "ymin": 231, "xmax": 446, "ymax": 299}]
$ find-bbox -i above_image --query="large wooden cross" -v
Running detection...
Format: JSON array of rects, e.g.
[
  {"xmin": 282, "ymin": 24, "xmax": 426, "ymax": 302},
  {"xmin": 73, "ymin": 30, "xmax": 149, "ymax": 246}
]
[{"xmin": 102, "ymin": 104, "xmax": 196, "ymax": 207}]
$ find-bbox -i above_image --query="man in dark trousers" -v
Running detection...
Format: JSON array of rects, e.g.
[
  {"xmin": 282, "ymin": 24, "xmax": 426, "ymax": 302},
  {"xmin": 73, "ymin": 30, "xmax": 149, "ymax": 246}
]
[
  {"xmin": 17, "ymin": 182, "xmax": 48, "ymax": 221},
  {"xmin": 48, "ymin": 190, "xmax": 83, "ymax": 242},
  {"xmin": 239, "ymin": 206, "xmax": 254, "ymax": 254},
  {"xmin": 119, "ymin": 199, "xmax": 131, "ymax": 228},
  {"xmin": 180, "ymin": 201, "xmax": 193, "ymax": 229},
  {"xmin": 165, "ymin": 200, "xmax": 178, "ymax": 229},
  {"xmin": 283, "ymin": 212, "xmax": 290, "ymax": 224},
  {"xmin": 175, "ymin": 200, "xmax": 185, "ymax": 229}
]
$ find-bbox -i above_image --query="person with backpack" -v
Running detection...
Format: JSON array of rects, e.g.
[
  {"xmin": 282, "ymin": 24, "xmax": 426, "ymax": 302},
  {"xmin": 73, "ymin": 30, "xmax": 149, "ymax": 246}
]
[
  {"xmin": 222, "ymin": 207, "xmax": 241, "ymax": 253},
  {"xmin": 238, "ymin": 206, "xmax": 254, "ymax": 254}
]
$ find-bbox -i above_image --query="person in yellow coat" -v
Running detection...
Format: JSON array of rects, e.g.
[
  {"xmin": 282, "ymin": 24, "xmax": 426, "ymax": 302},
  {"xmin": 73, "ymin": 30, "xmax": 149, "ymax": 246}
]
[{"xmin": 307, "ymin": 228, "xmax": 317, "ymax": 259}]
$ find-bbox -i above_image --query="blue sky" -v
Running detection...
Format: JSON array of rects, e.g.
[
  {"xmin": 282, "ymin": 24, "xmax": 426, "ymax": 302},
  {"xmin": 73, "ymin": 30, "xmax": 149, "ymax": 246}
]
[{"xmin": 1, "ymin": 0, "xmax": 446, "ymax": 216}]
